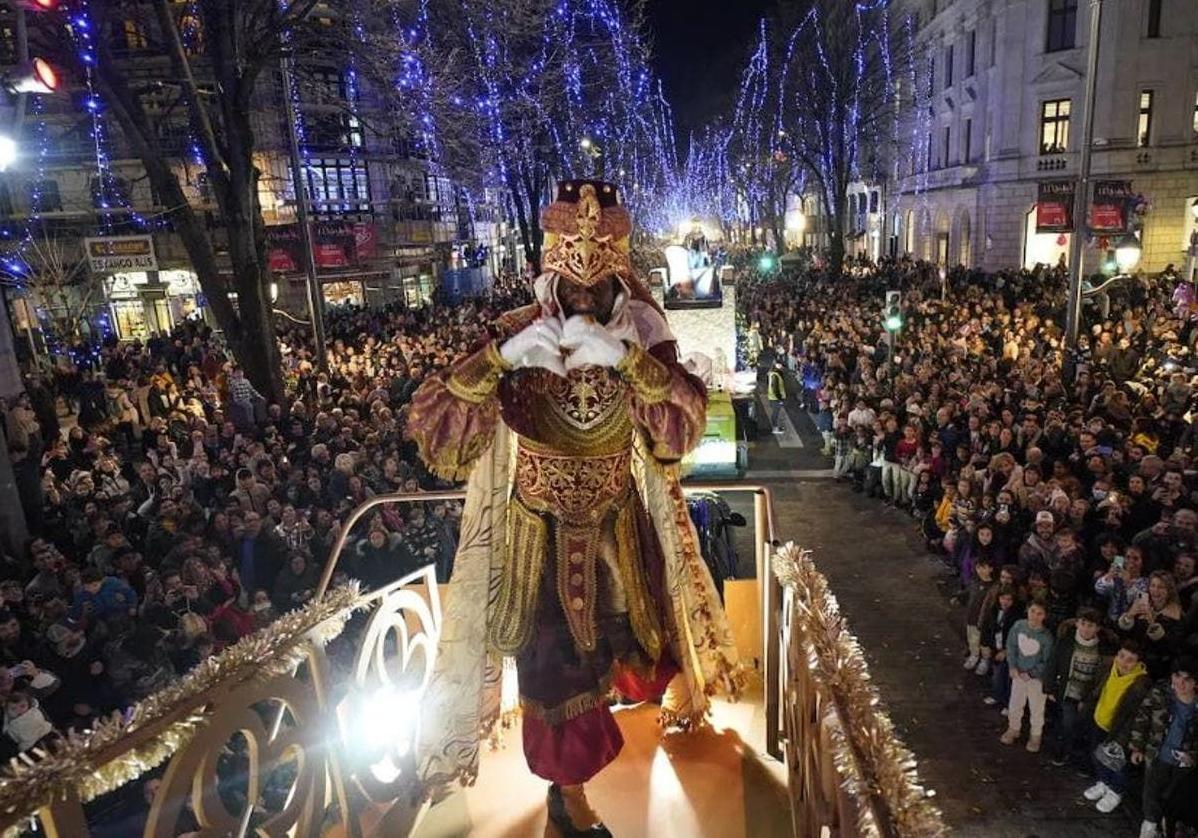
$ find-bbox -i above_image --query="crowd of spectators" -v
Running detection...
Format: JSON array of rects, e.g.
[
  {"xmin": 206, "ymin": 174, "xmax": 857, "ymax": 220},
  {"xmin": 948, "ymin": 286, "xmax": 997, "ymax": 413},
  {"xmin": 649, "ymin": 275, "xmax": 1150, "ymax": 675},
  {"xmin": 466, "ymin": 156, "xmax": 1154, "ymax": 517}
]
[
  {"xmin": 743, "ymin": 255, "xmax": 1198, "ymax": 836},
  {"xmin": 0, "ymin": 280, "xmax": 533, "ymax": 788}
]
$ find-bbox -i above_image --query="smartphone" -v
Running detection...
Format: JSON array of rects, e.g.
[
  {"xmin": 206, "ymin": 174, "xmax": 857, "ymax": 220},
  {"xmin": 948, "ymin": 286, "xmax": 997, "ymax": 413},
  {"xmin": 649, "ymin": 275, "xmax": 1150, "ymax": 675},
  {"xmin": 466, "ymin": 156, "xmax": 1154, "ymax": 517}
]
[{"xmin": 1113, "ymin": 555, "xmax": 1126, "ymax": 570}]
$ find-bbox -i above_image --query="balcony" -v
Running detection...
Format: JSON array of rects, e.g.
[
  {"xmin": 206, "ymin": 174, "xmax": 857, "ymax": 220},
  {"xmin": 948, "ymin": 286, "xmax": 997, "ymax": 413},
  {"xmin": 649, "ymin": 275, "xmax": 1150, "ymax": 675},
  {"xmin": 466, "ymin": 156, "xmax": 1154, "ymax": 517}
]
[{"xmin": 0, "ymin": 488, "xmax": 944, "ymax": 838}]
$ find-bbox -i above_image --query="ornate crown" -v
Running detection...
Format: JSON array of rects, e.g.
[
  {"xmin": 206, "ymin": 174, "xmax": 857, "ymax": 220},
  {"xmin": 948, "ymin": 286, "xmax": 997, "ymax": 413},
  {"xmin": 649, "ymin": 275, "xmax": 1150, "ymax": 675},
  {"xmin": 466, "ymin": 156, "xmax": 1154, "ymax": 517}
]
[{"xmin": 541, "ymin": 179, "xmax": 633, "ymax": 287}]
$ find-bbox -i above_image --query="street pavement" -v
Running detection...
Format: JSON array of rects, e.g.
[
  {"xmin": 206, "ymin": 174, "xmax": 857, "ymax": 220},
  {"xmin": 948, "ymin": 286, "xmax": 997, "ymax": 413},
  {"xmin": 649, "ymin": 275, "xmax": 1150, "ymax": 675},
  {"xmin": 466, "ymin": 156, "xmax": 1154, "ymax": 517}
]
[{"xmin": 729, "ymin": 381, "xmax": 1129, "ymax": 837}]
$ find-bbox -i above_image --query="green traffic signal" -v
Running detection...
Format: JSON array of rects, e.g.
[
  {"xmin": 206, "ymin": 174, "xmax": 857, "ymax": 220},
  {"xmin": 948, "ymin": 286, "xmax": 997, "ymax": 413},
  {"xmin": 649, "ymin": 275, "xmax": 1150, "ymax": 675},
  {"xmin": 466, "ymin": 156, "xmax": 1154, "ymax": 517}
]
[
  {"xmin": 758, "ymin": 255, "xmax": 775, "ymax": 271},
  {"xmin": 885, "ymin": 314, "xmax": 902, "ymax": 331}
]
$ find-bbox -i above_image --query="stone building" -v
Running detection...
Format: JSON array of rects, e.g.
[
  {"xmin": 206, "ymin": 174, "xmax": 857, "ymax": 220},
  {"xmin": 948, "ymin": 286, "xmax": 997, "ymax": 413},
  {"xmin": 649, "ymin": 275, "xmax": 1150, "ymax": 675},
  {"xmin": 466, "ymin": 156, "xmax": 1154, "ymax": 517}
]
[{"xmin": 889, "ymin": 0, "xmax": 1198, "ymax": 276}]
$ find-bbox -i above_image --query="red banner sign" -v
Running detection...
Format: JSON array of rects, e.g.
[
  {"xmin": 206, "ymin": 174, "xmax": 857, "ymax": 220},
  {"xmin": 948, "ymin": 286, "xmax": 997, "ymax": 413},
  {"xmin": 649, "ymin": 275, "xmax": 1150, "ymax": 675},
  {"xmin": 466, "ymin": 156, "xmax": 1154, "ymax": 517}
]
[
  {"xmin": 1036, "ymin": 180, "xmax": 1075, "ymax": 233},
  {"xmin": 1090, "ymin": 180, "xmax": 1133, "ymax": 234},
  {"xmin": 266, "ymin": 222, "xmax": 377, "ymax": 273}
]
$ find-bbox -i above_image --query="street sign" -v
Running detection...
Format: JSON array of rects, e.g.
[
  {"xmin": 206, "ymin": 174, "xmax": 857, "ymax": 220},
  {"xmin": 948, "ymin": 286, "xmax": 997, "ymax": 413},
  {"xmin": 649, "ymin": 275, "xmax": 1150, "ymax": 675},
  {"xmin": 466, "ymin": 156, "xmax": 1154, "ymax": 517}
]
[{"xmin": 84, "ymin": 235, "xmax": 158, "ymax": 274}]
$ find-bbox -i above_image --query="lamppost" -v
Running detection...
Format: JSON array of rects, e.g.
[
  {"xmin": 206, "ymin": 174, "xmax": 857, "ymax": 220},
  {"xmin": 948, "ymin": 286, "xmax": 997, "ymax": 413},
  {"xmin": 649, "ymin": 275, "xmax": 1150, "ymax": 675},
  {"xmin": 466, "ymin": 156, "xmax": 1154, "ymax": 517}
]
[
  {"xmin": 1063, "ymin": 0, "xmax": 1105, "ymax": 381},
  {"xmin": 580, "ymin": 137, "xmax": 604, "ymax": 178}
]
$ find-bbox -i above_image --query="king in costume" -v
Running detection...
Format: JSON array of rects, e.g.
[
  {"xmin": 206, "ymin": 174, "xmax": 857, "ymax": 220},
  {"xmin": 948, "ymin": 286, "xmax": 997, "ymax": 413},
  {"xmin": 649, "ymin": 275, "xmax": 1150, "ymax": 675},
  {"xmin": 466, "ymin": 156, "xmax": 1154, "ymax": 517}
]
[{"xmin": 407, "ymin": 180, "xmax": 742, "ymax": 836}]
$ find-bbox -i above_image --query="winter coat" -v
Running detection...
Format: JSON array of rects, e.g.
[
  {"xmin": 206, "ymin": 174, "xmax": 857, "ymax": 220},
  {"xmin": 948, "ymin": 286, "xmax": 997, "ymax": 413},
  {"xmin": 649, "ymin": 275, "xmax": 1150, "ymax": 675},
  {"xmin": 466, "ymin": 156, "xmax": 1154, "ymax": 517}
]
[{"xmin": 1130, "ymin": 683, "xmax": 1198, "ymax": 764}]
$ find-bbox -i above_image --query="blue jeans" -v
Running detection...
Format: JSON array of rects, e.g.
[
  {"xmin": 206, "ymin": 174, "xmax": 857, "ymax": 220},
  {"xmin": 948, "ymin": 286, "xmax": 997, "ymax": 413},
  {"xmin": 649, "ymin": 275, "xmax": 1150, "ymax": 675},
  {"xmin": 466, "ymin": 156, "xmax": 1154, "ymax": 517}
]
[{"xmin": 991, "ymin": 659, "xmax": 1011, "ymax": 705}]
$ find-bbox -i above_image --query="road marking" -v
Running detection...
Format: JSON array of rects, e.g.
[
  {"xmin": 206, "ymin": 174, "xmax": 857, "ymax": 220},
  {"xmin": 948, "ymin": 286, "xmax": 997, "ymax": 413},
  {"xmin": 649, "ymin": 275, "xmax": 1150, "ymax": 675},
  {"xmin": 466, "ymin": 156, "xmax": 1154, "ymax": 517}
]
[{"xmin": 757, "ymin": 395, "xmax": 803, "ymax": 448}]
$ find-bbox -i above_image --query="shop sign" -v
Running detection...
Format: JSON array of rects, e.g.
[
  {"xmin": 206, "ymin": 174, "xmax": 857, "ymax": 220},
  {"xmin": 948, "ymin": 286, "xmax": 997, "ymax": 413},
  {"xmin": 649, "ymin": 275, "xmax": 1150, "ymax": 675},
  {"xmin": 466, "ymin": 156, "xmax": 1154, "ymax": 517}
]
[
  {"xmin": 1036, "ymin": 180, "xmax": 1075, "ymax": 233},
  {"xmin": 265, "ymin": 222, "xmax": 378, "ymax": 273},
  {"xmin": 1090, "ymin": 180, "xmax": 1134, "ymax": 234},
  {"xmin": 84, "ymin": 236, "xmax": 158, "ymax": 274}
]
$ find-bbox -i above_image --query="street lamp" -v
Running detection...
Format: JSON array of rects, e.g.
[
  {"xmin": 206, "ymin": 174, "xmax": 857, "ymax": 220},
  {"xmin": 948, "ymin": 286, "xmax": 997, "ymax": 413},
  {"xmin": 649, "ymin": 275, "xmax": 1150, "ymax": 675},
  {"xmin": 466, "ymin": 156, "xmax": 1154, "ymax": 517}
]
[{"xmin": 1114, "ymin": 232, "xmax": 1142, "ymax": 274}]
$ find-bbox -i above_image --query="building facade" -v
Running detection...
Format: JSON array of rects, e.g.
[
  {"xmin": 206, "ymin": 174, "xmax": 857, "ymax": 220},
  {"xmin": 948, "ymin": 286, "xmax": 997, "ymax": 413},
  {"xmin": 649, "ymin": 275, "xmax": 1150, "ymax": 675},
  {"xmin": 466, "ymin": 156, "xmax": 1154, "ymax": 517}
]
[
  {"xmin": 0, "ymin": 6, "xmax": 512, "ymax": 346},
  {"xmin": 889, "ymin": 0, "xmax": 1198, "ymax": 276}
]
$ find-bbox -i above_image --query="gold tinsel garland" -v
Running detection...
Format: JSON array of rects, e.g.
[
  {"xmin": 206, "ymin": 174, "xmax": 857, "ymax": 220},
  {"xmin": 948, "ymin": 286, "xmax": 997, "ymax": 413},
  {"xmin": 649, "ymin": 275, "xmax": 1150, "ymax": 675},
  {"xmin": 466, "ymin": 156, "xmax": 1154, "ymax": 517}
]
[
  {"xmin": 0, "ymin": 583, "xmax": 362, "ymax": 832},
  {"xmin": 772, "ymin": 543, "xmax": 947, "ymax": 838}
]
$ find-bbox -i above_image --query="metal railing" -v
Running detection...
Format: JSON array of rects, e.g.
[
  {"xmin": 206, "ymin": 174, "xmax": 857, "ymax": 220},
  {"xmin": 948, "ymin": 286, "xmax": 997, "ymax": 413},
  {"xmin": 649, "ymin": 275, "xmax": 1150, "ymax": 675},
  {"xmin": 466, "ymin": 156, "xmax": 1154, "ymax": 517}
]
[
  {"xmin": 313, "ymin": 483, "xmax": 784, "ymax": 758},
  {"xmin": 0, "ymin": 483, "xmax": 947, "ymax": 837}
]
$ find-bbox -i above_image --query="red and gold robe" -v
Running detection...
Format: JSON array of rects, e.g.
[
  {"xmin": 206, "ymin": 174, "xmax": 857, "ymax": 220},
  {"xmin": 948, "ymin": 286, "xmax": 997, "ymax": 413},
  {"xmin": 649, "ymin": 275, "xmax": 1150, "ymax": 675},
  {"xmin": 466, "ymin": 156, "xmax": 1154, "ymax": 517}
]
[{"xmin": 409, "ymin": 297, "xmax": 742, "ymax": 788}]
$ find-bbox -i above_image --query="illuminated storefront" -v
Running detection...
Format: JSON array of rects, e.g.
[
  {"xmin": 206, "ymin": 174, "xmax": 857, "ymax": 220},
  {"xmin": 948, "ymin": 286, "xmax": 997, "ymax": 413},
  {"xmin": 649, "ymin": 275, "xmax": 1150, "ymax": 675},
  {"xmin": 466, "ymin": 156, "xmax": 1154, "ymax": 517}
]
[{"xmin": 104, "ymin": 270, "xmax": 202, "ymax": 340}]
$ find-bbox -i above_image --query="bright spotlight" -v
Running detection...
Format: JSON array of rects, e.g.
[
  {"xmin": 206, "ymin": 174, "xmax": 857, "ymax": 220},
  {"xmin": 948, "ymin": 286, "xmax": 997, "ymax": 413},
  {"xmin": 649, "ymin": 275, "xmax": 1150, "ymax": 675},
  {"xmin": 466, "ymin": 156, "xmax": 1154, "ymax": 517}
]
[
  {"xmin": 345, "ymin": 685, "xmax": 421, "ymax": 783},
  {"xmin": 0, "ymin": 136, "xmax": 18, "ymax": 172}
]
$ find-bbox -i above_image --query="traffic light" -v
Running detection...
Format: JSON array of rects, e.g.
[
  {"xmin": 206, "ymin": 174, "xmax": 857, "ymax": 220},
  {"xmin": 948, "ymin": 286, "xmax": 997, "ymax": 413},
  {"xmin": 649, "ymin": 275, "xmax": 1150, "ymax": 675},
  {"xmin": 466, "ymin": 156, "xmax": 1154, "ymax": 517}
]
[
  {"xmin": 884, "ymin": 290, "xmax": 902, "ymax": 332},
  {"xmin": 758, "ymin": 254, "xmax": 776, "ymax": 272}
]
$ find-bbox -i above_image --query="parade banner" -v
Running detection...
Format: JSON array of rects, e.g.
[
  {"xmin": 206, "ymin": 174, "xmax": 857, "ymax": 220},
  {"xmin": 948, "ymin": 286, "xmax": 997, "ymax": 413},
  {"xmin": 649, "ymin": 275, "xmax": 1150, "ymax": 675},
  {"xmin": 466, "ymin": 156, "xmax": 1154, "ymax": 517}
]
[
  {"xmin": 84, "ymin": 235, "xmax": 158, "ymax": 274},
  {"xmin": 1090, "ymin": 180, "xmax": 1134, "ymax": 233},
  {"xmin": 266, "ymin": 222, "xmax": 377, "ymax": 273},
  {"xmin": 1036, "ymin": 180, "xmax": 1075, "ymax": 233}
]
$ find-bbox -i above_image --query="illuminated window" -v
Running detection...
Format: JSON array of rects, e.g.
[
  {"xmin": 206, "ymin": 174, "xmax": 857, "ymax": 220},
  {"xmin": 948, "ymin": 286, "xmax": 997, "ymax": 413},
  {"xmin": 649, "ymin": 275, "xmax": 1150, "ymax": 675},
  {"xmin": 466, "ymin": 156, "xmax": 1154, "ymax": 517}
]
[
  {"xmin": 122, "ymin": 20, "xmax": 148, "ymax": 50},
  {"xmin": 1138, "ymin": 90, "xmax": 1154, "ymax": 147},
  {"xmin": 1040, "ymin": 99, "xmax": 1070, "ymax": 154}
]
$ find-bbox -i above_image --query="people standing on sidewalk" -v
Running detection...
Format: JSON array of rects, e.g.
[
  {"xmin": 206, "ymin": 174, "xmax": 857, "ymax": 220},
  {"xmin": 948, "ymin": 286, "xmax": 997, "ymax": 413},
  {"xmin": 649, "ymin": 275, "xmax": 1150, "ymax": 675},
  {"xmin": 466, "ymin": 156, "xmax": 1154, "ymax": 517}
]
[
  {"xmin": 1129, "ymin": 657, "xmax": 1198, "ymax": 838},
  {"xmin": 1082, "ymin": 638, "xmax": 1150, "ymax": 814},
  {"xmin": 1001, "ymin": 600, "xmax": 1055, "ymax": 752},
  {"xmin": 767, "ymin": 361, "xmax": 787, "ymax": 435},
  {"xmin": 1044, "ymin": 609, "xmax": 1109, "ymax": 768}
]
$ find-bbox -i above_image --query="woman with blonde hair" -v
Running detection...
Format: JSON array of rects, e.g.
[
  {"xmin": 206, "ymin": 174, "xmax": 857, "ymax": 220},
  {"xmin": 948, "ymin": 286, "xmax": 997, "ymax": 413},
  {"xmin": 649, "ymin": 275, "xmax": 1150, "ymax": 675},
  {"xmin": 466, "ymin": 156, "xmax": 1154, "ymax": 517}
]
[{"xmin": 1118, "ymin": 570, "xmax": 1184, "ymax": 679}]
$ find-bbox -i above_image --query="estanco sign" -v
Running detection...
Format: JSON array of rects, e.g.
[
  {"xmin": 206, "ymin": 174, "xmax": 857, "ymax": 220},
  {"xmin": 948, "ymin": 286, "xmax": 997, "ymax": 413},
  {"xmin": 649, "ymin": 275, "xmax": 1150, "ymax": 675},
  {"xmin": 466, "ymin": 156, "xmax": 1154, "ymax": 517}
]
[{"xmin": 84, "ymin": 235, "xmax": 158, "ymax": 274}]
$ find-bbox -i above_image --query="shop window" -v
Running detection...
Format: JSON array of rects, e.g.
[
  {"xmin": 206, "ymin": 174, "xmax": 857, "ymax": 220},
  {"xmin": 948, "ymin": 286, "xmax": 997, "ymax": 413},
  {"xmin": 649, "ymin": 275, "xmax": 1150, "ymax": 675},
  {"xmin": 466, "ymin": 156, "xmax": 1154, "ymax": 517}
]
[
  {"xmin": 1040, "ymin": 98, "xmax": 1070, "ymax": 154},
  {"xmin": 1046, "ymin": 0, "xmax": 1077, "ymax": 52}
]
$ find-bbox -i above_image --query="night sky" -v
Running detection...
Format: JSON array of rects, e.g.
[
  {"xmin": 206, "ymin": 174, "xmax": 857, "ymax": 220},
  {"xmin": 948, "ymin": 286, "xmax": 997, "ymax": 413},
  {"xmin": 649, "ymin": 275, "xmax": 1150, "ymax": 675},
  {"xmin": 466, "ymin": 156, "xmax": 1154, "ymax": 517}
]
[{"xmin": 646, "ymin": 0, "xmax": 772, "ymax": 138}]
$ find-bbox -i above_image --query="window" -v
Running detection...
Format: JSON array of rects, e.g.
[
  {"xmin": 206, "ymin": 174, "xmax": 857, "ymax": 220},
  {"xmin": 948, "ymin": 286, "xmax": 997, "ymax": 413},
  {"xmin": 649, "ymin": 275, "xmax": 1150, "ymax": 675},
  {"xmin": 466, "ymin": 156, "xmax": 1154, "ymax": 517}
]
[
  {"xmin": 1193, "ymin": 91, "xmax": 1198, "ymax": 138},
  {"xmin": 120, "ymin": 19, "xmax": 148, "ymax": 51},
  {"xmin": 1138, "ymin": 90, "xmax": 1154, "ymax": 147},
  {"xmin": 869, "ymin": 191, "xmax": 879, "ymax": 213},
  {"xmin": 304, "ymin": 158, "xmax": 370, "ymax": 213},
  {"xmin": 943, "ymin": 125, "xmax": 952, "ymax": 165},
  {"xmin": 27, "ymin": 179, "xmax": 61, "ymax": 213},
  {"xmin": 926, "ymin": 133, "xmax": 933, "ymax": 170},
  {"xmin": 966, "ymin": 29, "xmax": 976, "ymax": 76},
  {"xmin": 1046, "ymin": 0, "xmax": 1077, "ymax": 52},
  {"xmin": 1146, "ymin": 0, "xmax": 1162, "ymax": 38},
  {"xmin": 308, "ymin": 68, "xmax": 348, "ymax": 103},
  {"xmin": 927, "ymin": 55, "xmax": 935, "ymax": 96},
  {"xmin": 963, "ymin": 118, "xmax": 973, "ymax": 163},
  {"xmin": 1040, "ymin": 98, "xmax": 1071, "ymax": 153},
  {"xmin": 945, "ymin": 43, "xmax": 954, "ymax": 88}
]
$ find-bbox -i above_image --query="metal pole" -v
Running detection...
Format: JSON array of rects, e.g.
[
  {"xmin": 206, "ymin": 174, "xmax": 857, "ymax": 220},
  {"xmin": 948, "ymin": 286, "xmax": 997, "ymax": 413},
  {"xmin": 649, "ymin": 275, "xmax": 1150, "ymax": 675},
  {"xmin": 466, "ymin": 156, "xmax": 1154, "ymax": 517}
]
[
  {"xmin": 280, "ymin": 57, "xmax": 328, "ymax": 372},
  {"xmin": 1063, "ymin": 0, "xmax": 1104, "ymax": 377}
]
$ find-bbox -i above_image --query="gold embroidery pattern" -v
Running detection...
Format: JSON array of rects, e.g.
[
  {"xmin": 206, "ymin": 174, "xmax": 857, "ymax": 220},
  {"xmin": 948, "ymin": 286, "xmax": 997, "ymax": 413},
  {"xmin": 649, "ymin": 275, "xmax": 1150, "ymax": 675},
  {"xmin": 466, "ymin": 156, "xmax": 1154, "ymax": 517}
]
[
  {"xmin": 519, "ymin": 366, "xmax": 634, "ymax": 457},
  {"xmin": 515, "ymin": 445, "xmax": 631, "ymax": 526},
  {"xmin": 556, "ymin": 525, "xmax": 601, "ymax": 652},
  {"xmin": 614, "ymin": 502, "xmax": 663, "ymax": 662},
  {"xmin": 520, "ymin": 672, "xmax": 614, "ymax": 725},
  {"xmin": 541, "ymin": 184, "xmax": 633, "ymax": 288},
  {"xmin": 617, "ymin": 344, "xmax": 672, "ymax": 404},
  {"xmin": 486, "ymin": 499, "xmax": 548, "ymax": 655},
  {"xmin": 447, "ymin": 342, "xmax": 510, "ymax": 404}
]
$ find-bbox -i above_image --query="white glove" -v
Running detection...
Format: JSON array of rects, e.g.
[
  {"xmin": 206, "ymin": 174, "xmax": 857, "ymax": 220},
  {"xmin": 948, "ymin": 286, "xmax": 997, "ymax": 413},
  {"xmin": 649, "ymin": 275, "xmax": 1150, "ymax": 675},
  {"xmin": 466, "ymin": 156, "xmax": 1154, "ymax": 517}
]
[
  {"xmin": 560, "ymin": 315, "xmax": 627, "ymax": 371},
  {"xmin": 499, "ymin": 318, "xmax": 567, "ymax": 377}
]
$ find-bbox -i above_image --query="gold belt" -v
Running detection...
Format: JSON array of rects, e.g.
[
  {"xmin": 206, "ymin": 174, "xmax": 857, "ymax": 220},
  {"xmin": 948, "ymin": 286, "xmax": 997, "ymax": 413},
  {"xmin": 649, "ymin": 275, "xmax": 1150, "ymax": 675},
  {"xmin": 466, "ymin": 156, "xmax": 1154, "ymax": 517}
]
[{"xmin": 514, "ymin": 441, "xmax": 632, "ymax": 526}]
